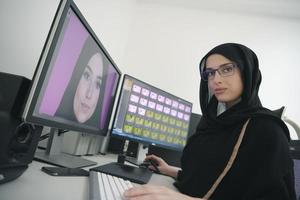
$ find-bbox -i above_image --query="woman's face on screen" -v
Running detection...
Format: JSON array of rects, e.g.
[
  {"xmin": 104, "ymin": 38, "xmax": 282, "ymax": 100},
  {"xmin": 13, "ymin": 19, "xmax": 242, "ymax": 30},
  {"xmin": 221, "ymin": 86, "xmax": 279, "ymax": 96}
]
[{"xmin": 73, "ymin": 53, "xmax": 103, "ymax": 123}]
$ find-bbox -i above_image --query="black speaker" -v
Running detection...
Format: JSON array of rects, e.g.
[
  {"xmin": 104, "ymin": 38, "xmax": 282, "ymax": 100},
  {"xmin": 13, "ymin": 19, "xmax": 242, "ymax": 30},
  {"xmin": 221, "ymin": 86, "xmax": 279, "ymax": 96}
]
[
  {"xmin": 107, "ymin": 136, "xmax": 139, "ymax": 158},
  {"xmin": 107, "ymin": 136, "xmax": 125, "ymax": 154},
  {"xmin": 188, "ymin": 113, "xmax": 202, "ymax": 136},
  {"xmin": 0, "ymin": 72, "xmax": 43, "ymax": 184}
]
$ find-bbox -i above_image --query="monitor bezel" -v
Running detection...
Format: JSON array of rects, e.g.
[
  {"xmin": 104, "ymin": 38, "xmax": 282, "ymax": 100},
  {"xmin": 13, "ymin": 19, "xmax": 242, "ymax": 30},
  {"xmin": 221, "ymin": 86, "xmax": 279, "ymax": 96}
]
[
  {"xmin": 110, "ymin": 74, "xmax": 193, "ymax": 151},
  {"xmin": 22, "ymin": 0, "xmax": 121, "ymax": 136}
]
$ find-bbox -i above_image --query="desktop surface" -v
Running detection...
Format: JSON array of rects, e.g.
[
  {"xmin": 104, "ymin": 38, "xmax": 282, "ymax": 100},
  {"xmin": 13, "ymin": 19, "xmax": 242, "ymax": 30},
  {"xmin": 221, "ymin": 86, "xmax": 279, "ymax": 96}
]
[{"xmin": 0, "ymin": 153, "xmax": 177, "ymax": 200}]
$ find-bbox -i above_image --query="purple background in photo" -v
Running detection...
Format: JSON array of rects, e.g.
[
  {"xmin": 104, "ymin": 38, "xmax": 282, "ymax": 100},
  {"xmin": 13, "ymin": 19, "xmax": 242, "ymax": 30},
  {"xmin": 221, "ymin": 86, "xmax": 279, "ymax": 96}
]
[
  {"xmin": 39, "ymin": 12, "xmax": 88, "ymax": 116},
  {"xmin": 100, "ymin": 64, "xmax": 118, "ymax": 129}
]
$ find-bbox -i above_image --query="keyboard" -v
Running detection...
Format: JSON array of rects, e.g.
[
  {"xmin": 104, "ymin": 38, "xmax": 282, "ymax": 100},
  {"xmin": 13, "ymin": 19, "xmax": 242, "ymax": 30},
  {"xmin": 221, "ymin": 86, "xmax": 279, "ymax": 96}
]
[{"xmin": 89, "ymin": 171, "xmax": 134, "ymax": 200}]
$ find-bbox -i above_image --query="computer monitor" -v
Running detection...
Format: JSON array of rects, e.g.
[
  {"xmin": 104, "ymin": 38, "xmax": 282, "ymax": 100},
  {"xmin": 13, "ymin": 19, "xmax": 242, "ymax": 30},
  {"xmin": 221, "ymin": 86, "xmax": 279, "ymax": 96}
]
[
  {"xmin": 112, "ymin": 74, "xmax": 193, "ymax": 152},
  {"xmin": 22, "ymin": 0, "xmax": 121, "ymax": 168},
  {"xmin": 90, "ymin": 74, "xmax": 193, "ymax": 183}
]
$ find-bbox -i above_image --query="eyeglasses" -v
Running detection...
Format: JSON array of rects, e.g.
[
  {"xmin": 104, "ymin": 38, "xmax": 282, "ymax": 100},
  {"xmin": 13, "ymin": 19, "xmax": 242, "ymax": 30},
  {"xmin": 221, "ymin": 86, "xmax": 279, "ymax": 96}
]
[{"xmin": 201, "ymin": 63, "xmax": 237, "ymax": 81}]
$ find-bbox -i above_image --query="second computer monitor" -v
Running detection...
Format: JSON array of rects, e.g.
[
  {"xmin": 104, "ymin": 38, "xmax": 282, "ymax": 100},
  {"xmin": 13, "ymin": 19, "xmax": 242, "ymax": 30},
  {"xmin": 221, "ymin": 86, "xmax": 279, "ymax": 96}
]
[{"xmin": 112, "ymin": 74, "xmax": 193, "ymax": 151}]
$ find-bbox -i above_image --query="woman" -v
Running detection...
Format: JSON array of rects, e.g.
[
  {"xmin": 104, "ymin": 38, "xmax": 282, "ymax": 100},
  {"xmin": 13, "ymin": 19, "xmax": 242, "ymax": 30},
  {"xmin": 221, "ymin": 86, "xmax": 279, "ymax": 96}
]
[
  {"xmin": 55, "ymin": 36, "xmax": 107, "ymax": 128},
  {"xmin": 124, "ymin": 43, "xmax": 296, "ymax": 199}
]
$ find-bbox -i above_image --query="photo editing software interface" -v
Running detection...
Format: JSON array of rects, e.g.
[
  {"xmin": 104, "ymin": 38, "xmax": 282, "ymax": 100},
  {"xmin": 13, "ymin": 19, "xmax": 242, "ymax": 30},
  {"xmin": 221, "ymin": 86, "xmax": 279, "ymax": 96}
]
[{"xmin": 112, "ymin": 75, "xmax": 193, "ymax": 151}]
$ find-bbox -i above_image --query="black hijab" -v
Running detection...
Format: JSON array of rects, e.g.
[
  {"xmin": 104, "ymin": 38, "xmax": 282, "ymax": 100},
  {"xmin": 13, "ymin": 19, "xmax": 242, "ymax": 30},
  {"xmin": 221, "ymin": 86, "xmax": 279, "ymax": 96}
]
[{"xmin": 197, "ymin": 43, "xmax": 289, "ymax": 136}]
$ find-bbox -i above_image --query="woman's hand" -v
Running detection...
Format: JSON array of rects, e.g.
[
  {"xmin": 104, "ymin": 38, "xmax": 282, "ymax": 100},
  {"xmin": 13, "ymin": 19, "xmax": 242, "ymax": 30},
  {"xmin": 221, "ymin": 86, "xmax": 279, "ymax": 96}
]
[
  {"xmin": 145, "ymin": 154, "xmax": 180, "ymax": 178},
  {"xmin": 124, "ymin": 185, "xmax": 200, "ymax": 200}
]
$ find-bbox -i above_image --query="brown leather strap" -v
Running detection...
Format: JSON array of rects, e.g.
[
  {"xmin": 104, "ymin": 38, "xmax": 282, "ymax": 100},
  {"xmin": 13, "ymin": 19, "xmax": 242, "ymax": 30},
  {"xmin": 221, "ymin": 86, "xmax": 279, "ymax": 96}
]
[{"xmin": 203, "ymin": 119, "xmax": 251, "ymax": 200}]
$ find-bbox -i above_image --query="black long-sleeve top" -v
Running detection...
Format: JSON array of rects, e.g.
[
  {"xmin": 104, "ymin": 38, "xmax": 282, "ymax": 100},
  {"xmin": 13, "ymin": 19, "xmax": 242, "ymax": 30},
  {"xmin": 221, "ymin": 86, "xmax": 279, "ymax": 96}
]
[{"xmin": 175, "ymin": 116, "xmax": 296, "ymax": 200}]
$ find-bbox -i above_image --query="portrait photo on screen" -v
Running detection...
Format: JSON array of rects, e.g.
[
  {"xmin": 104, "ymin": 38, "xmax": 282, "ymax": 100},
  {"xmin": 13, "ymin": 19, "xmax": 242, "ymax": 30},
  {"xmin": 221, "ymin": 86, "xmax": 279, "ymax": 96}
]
[
  {"xmin": 33, "ymin": 8, "xmax": 120, "ymax": 132},
  {"xmin": 55, "ymin": 36, "xmax": 108, "ymax": 128}
]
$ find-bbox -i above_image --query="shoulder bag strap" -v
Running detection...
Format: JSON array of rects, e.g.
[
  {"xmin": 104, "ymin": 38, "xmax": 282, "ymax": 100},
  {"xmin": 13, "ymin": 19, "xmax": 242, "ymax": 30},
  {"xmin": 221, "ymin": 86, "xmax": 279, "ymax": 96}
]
[{"xmin": 203, "ymin": 118, "xmax": 251, "ymax": 200}]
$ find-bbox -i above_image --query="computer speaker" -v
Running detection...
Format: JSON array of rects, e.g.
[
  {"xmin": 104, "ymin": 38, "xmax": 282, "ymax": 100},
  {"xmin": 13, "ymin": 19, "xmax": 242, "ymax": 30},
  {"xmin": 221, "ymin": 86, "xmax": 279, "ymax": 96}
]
[{"xmin": 0, "ymin": 72, "xmax": 43, "ymax": 184}]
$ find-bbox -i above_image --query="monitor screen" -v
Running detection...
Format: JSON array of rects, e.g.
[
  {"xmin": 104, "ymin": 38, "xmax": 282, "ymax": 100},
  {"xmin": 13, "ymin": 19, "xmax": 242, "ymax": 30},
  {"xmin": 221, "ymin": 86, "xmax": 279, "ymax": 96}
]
[
  {"xmin": 23, "ymin": 0, "xmax": 121, "ymax": 136},
  {"xmin": 111, "ymin": 74, "xmax": 193, "ymax": 151}
]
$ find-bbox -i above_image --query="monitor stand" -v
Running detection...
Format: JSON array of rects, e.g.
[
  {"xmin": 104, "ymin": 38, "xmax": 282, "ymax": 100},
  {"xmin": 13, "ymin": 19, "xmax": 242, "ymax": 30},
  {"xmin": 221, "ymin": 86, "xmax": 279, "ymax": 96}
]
[
  {"xmin": 34, "ymin": 128, "xmax": 97, "ymax": 168},
  {"xmin": 90, "ymin": 141, "xmax": 152, "ymax": 184},
  {"xmin": 134, "ymin": 143, "xmax": 147, "ymax": 161}
]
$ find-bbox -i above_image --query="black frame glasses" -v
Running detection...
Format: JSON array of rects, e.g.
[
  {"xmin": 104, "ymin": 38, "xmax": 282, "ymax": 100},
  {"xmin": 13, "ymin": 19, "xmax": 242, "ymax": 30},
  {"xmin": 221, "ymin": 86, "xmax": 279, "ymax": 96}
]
[{"xmin": 201, "ymin": 62, "xmax": 237, "ymax": 81}]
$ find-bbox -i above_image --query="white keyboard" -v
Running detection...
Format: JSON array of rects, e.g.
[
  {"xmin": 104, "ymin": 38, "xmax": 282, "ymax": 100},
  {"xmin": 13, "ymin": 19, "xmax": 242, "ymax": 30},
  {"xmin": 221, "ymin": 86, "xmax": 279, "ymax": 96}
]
[{"xmin": 89, "ymin": 171, "xmax": 134, "ymax": 200}]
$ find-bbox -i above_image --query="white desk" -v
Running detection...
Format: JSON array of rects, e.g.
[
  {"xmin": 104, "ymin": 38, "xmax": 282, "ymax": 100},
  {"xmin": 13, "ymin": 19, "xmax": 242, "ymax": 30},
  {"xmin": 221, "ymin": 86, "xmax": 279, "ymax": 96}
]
[{"xmin": 0, "ymin": 153, "xmax": 177, "ymax": 200}]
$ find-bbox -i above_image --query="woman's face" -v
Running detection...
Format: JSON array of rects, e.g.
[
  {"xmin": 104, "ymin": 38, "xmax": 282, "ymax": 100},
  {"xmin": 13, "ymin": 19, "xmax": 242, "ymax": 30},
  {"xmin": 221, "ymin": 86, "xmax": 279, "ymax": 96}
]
[
  {"xmin": 73, "ymin": 53, "xmax": 103, "ymax": 123},
  {"xmin": 206, "ymin": 54, "xmax": 243, "ymax": 108}
]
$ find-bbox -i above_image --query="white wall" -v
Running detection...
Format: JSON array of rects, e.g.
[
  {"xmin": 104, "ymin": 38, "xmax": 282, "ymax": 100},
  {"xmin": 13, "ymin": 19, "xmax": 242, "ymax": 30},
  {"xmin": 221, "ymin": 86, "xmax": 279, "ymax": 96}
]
[{"xmin": 0, "ymin": 0, "xmax": 299, "ymax": 138}]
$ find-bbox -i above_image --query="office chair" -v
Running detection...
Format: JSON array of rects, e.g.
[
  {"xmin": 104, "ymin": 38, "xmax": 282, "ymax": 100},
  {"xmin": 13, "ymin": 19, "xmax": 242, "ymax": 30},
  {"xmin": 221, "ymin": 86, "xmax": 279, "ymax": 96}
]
[
  {"xmin": 272, "ymin": 106, "xmax": 286, "ymax": 119},
  {"xmin": 284, "ymin": 117, "xmax": 300, "ymax": 140},
  {"xmin": 294, "ymin": 159, "xmax": 300, "ymax": 200},
  {"xmin": 273, "ymin": 107, "xmax": 300, "ymax": 199},
  {"xmin": 273, "ymin": 106, "xmax": 300, "ymax": 139}
]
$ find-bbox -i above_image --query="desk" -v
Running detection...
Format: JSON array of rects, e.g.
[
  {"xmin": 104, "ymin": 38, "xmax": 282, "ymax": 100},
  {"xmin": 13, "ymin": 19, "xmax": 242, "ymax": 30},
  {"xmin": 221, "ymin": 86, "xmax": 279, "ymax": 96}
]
[{"xmin": 0, "ymin": 153, "xmax": 177, "ymax": 200}]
